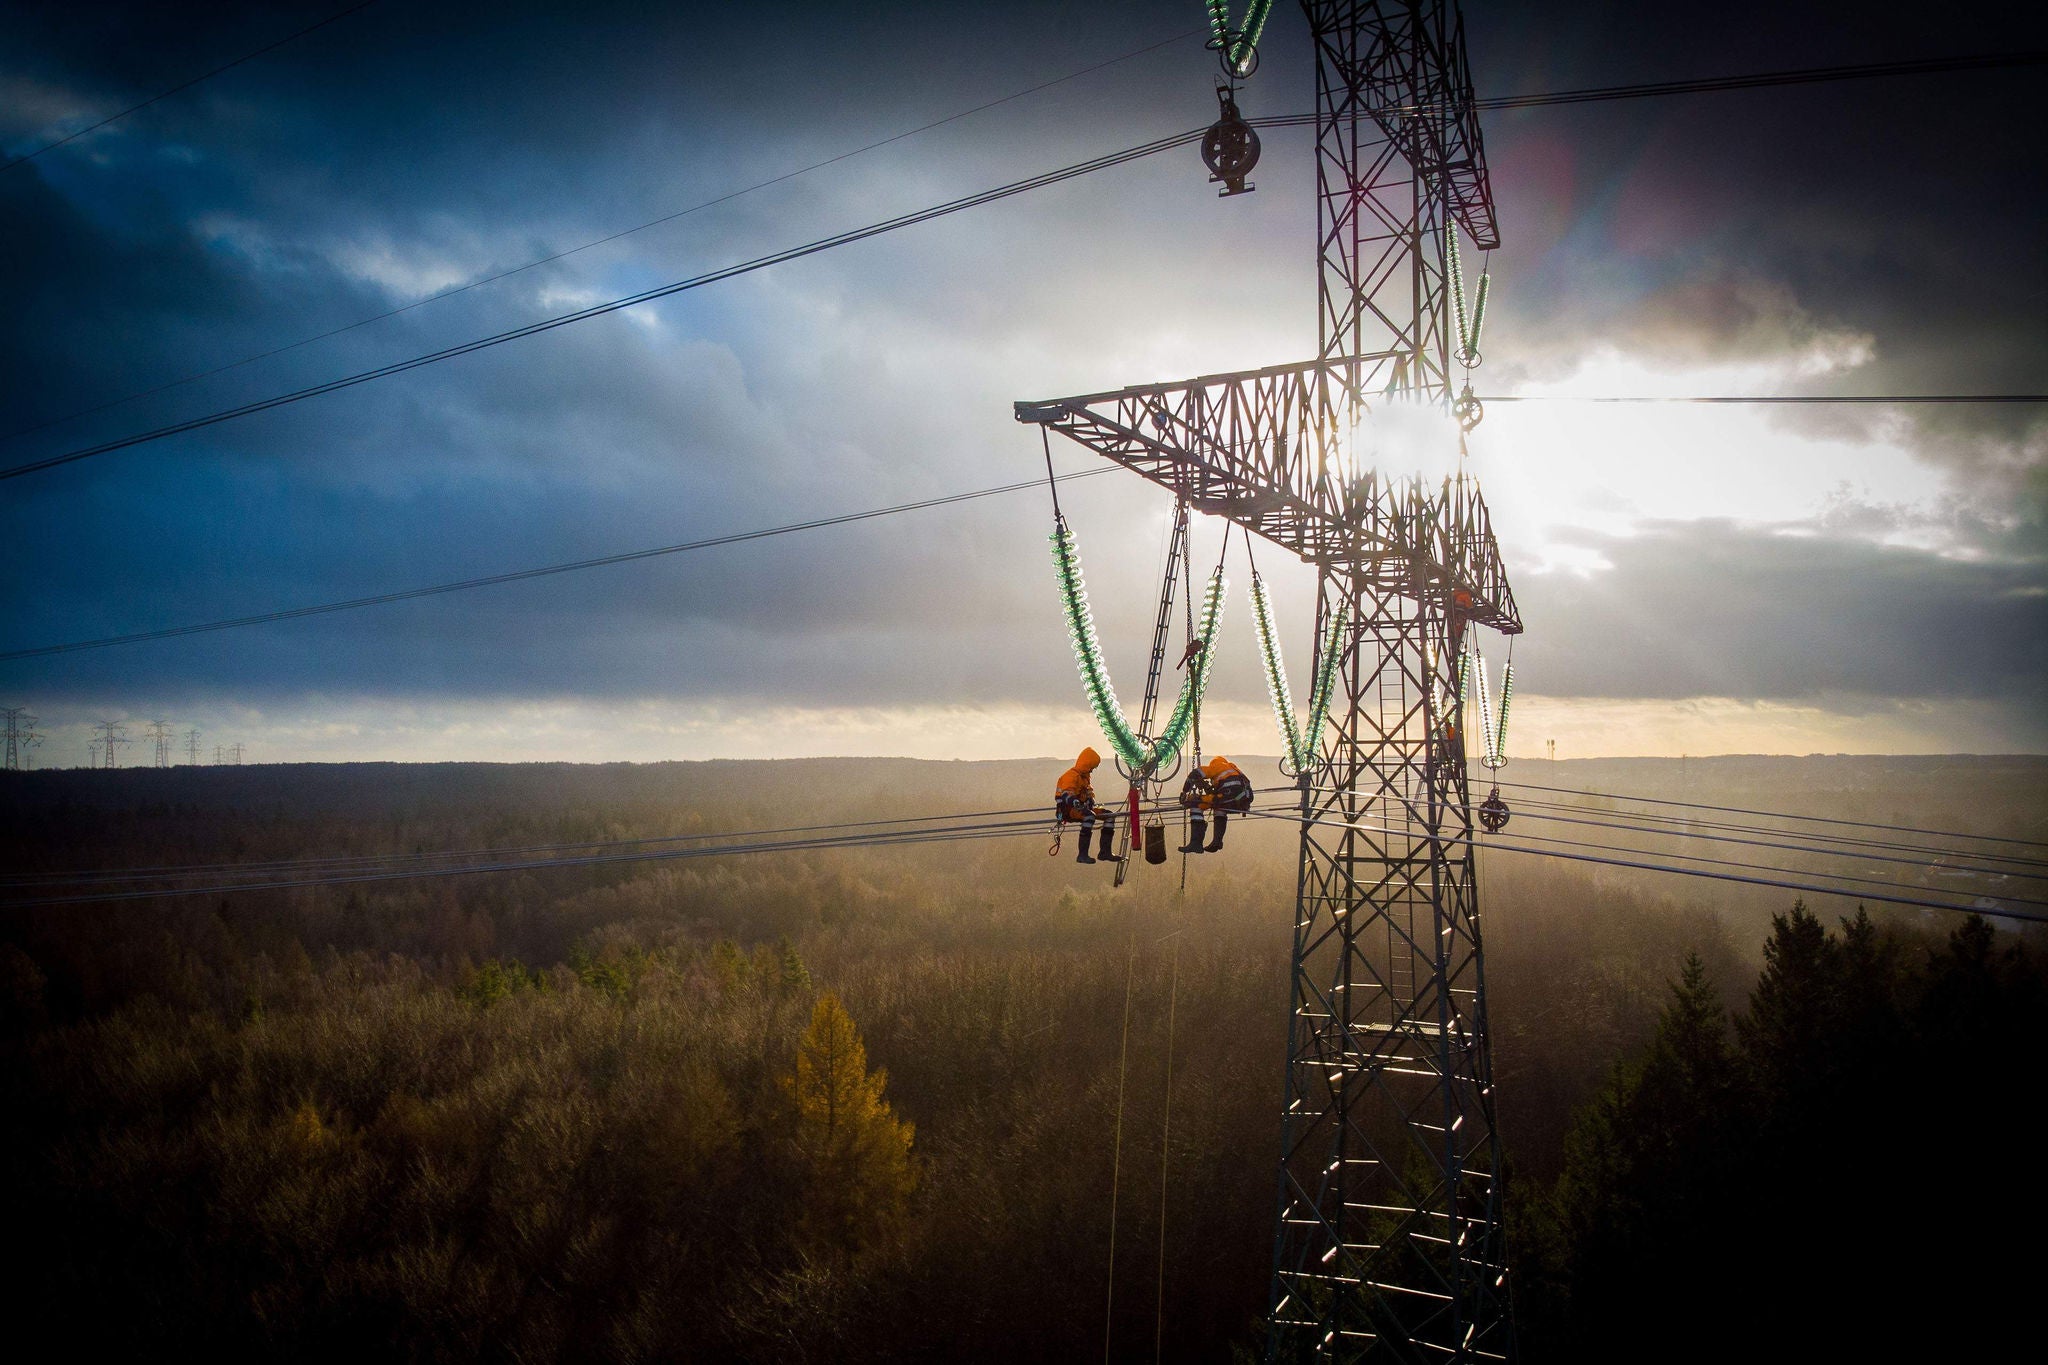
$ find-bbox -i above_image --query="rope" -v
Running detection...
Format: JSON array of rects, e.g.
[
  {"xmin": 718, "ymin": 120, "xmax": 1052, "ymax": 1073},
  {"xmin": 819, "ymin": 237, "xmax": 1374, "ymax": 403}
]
[
  {"xmin": 1154, "ymin": 924, "xmax": 1182, "ymax": 1365},
  {"xmin": 1104, "ymin": 931, "xmax": 1137, "ymax": 1364}
]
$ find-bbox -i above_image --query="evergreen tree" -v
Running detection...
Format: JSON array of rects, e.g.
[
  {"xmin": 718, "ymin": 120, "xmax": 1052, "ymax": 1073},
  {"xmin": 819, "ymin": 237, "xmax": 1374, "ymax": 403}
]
[
  {"xmin": 784, "ymin": 991, "xmax": 916, "ymax": 1253},
  {"xmin": 1739, "ymin": 900, "xmax": 1842, "ymax": 1102},
  {"xmin": 1545, "ymin": 953, "xmax": 1748, "ymax": 1361}
]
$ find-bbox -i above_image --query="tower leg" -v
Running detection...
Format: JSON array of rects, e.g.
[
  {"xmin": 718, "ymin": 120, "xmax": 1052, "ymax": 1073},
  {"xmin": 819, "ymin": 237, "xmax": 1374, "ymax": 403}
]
[{"xmin": 1267, "ymin": 563, "xmax": 1510, "ymax": 1362}]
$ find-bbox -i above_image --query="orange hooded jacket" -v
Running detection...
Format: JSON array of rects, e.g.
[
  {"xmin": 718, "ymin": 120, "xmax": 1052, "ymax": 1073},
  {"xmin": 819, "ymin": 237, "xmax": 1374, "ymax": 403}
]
[
  {"xmin": 1196, "ymin": 755, "xmax": 1252, "ymax": 811},
  {"xmin": 1055, "ymin": 746, "xmax": 1102, "ymax": 819}
]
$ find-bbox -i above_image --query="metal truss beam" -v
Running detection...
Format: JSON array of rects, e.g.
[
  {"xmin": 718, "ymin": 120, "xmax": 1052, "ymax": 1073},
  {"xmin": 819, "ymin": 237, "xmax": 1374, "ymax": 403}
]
[{"xmin": 1015, "ymin": 357, "xmax": 1520, "ymax": 635}]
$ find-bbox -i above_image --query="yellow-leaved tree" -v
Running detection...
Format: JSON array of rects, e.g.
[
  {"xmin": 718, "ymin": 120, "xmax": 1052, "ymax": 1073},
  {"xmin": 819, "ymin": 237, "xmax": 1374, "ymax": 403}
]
[{"xmin": 785, "ymin": 991, "xmax": 915, "ymax": 1251}]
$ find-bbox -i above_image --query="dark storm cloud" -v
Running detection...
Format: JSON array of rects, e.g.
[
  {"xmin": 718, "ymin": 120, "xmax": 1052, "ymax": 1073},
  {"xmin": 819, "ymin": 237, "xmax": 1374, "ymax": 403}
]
[
  {"xmin": 1468, "ymin": 0, "xmax": 2048, "ymax": 513},
  {"xmin": 1515, "ymin": 518, "xmax": 2048, "ymax": 702},
  {"xmin": 3, "ymin": 0, "xmax": 2043, "ymax": 732}
]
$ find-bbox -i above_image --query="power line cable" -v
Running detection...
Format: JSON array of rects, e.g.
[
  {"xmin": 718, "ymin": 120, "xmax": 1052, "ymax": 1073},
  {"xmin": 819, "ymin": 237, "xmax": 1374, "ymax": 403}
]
[
  {"xmin": 5, "ymin": 791, "xmax": 1222, "ymax": 895},
  {"xmin": 1249, "ymin": 808, "xmax": 2046, "ymax": 925},
  {"xmin": 1479, "ymin": 394, "xmax": 2045, "ymax": 405},
  {"xmin": 1477, "ymin": 814, "xmax": 2048, "ymax": 910},
  {"xmin": 8, "ymin": 789, "xmax": 1209, "ymax": 890},
  {"xmin": 12, "ymin": 786, "xmax": 2036, "ymax": 919},
  {"xmin": 0, "ymin": 2, "xmax": 381, "ymax": 173},
  {"xmin": 1460, "ymin": 800, "xmax": 2045, "ymax": 884},
  {"xmin": 1504, "ymin": 792, "xmax": 2048, "ymax": 873},
  {"xmin": 1473, "ymin": 51, "xmax": 2048, "ymax": 110},
  {"xmin": 0, "ymin": 467, "xmax": 1113, "ymax": 660},
  {"xmin": 0, "ymin": 801, "xmax": 1057, "ymax": 886},
  {"xmin": 0, "ymin": 126, "xmax": 1208, "ymax": 482},
  {"xmin": 2, "ymin": 813, "xmax": 1056, "ymax": 907},
  {"xmin": 1293, "ymin": 780, "xmax": 2046, "ymax": 889},
  {"xmin": 1492, "ymin": 778, "xmax": 2048, "ymax": 851},
  {"xmin": 12, "ymin": 49, "xmax": 2043, "ymax": 480},
  {"xmin": 1236, "ymin": 50, "xmax": 2048, "ymax": 126},
  {"xmin": 1, "ymin": 27, "xmax": 1203, "ymax": 446}
]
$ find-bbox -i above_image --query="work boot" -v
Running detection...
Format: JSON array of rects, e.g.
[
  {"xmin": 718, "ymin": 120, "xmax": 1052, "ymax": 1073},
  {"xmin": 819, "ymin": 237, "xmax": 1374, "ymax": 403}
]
[
  {"xmin": 1076, "ymin": 826, "xmax": 1095, "ymax": 864},
  {"xmin": 1178, "ymin": 817, "xmax": 1207, "ymax": 854},
  {"xmin": 1205, "ymin": 813, "xmax": 1228, "ymax": 852},
  {"xmin": 1096, "ymin": 825, "xmax": 1122, "ymax": 864}
]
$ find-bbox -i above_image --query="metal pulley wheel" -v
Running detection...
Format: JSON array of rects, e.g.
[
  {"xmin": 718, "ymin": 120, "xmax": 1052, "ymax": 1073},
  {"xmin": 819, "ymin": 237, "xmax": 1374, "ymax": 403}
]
[
  {"xmin": 1478, "ymin": 787, "xmax": 1510, "ymax": 833},
  {"xmin": 1454, "ymin": 385, "xmax": 1484, "ymax": 433},
  {"xmin": 1201, "ymin": 88, "xmax": 1260, "ymax": 197}
]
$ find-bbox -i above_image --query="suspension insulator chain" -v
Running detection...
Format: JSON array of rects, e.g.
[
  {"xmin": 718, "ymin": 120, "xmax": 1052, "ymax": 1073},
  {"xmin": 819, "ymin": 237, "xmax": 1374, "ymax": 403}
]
[
  {"xmin": 1051, "ymin": 520, "xmax": 1226, "ymax": 777},
  {"xmin": 1253, "ymin": 575, "xmax": 1348, "ymax": 774}
]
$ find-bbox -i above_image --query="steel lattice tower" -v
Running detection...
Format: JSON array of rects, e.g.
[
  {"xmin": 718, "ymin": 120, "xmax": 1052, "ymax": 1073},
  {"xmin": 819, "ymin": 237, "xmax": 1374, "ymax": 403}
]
[
  {"xmin": 2, "ymin": 706, "xmax": 37, "ymax": 772},
  {"xmin": 1016, "ymin": 2, "xmax": 1516, "ymax": 1357}
]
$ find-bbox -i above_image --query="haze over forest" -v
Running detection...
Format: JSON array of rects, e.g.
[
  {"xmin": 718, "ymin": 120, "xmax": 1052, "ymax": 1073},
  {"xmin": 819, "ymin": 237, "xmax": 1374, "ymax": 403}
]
[{"xmin": 3, "ymin": 754, "xmax": 2044, "ymax": 1358}]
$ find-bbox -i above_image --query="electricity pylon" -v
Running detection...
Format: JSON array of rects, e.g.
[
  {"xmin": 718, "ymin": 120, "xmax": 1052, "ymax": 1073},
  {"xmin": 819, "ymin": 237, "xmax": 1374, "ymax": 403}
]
[
  {"xmin": 1017, "ymin": 3, "xmax": 1515, "ymax": 1357},
  {"xmin": 146, "ymin": 719, "xmax": 173, "ymax": 768},
  {"xmin": 3, "ymin": 706, "xmax": 37, "ymax": 772},
  {"xmin": 92, "ymin": 720, "xmax": 131, "ymax": 770},
  {"xmin": 186, "ymin": 728, "xmax": 202, "ymax": 765}
]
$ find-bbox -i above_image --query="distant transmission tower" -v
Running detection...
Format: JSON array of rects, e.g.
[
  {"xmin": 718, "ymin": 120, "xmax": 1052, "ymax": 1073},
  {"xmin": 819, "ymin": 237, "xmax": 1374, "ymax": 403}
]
[
  {"xmin": 230, "ymin": 742, "xmax": 245, "ymax": 765},
  {"xmin": 88, "ymin": 739, "xmax": 102, "ymax": 768},
  {"xmin": 2, "ymin": 705, "xmax": 38, "ymax": 772},
  {"xmin": 1546, "ymin": 739, "xmax": 1555, "ymax": 764},
  {"xmin": 92, "ymin": 720, "xmax": 131, "ymax": 769},
  {"xmin": 186, "ymin": 728, "xmax": 202, "ymax": 765},
  {"xmin": 1020, "ymin": 2, "xmax": 1516, "ymax": 1356},
  {"xmin": 146, "ymin": 719, "xmax": 173, "ymax": 768},
  {"xmin": 213, "ymin": 743, "xmax": 225, "ymax": 765}
]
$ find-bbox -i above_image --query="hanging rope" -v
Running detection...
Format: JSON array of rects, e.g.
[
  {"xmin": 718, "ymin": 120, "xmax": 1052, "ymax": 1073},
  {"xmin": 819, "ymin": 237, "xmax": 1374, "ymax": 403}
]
[
  {"xmin": 1104, "ymin": 932, "xmax": 1137, "ymax": 1364},
  {"xmin": 1153, "ymin": 925, "xmax": 1182, "ymax": 1365},
  {"xmin": 1051, "ymin": 519, "xmax": 1227, "ymax": 776}
]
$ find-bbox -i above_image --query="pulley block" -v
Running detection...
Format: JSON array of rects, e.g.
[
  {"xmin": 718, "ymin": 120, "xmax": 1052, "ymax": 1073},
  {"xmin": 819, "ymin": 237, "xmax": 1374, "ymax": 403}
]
[
  {"xmin": 1200, "ymin": 87, "xmax": 1260, "ymax": 198},
  {"xmin": 1478, "ymin": 787, "xmax": 1510, "ymax": 833},
  {"xmin": 1454, "ymin": 384, "xmax": 1484, "ymax": 433}
]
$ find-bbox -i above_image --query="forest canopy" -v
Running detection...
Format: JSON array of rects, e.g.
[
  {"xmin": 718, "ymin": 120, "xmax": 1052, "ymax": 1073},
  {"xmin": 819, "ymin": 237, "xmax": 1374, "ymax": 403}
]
[{"xmin": 2, "ymin": 755, "xmax": 2042, "ymax": 1360}]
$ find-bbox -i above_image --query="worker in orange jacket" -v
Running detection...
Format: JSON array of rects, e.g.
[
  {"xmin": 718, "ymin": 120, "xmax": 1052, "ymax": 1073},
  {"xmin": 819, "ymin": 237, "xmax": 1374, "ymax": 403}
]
[
  {"xmin": 1179, "ymin": 754, "xmax": 1253, "ymax": 853},
  {"xmin": 1055, "ymin": 746, "xmax": 1122, "ymax": 866}
]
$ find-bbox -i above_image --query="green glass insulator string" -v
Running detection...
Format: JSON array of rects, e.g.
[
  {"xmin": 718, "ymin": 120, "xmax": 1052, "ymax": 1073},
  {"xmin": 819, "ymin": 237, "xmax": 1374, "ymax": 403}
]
[
  {"xmin": 1445, "ymin": 225, "xmax": 1490, "ymax": 366},
  {"xmin": 1447, "ymin": 226, "xmax": 1471, "ymax": 359},
  {"xmin": 1468, "ymin": 271, "xmax": 1491, "ymax": 361},
  {"xmin": 1491, "ymin": 659, "xmax": 1514, "ymax": 769},
  {"xmin": 1251, "ymin": 574, "xmax": 1347, "ymax": 772},
  {"xmin": 1050, "ymin": 519, "xmax": 1227, "ymax": 776},
  {"xmin": 1465, "ymin": 646, "xmax": 1515, "ymax": 769},
  {"xmin": 1475, "ymin": 649, "xmax": 1498, "ymax": 768},
  {"xmin": 1204, "ymin": 0, "xmax": 1274, "ymax": 76}
]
